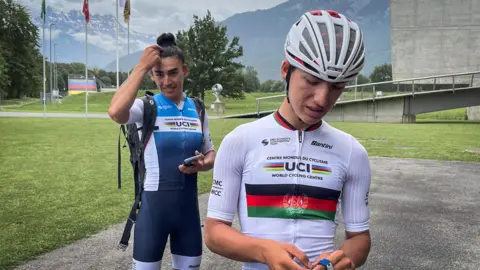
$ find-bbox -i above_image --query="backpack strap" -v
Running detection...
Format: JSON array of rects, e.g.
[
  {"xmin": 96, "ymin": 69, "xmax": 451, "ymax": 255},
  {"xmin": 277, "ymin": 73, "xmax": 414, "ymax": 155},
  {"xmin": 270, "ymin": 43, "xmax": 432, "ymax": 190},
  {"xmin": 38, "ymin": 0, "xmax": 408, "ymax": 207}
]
[
  {"xmin": 192, "ymin": 97, "xmax": 206, "ymax": 145},
  {"xmin": 140, "ymin": 91, "xmax": 157, "ymax": 147},
  {"xmin": 117, "ymin": 125, "xmax": 127, "ymax": 189},
  {"xmin": 118, "ymin": 92, "xmax": 157, "ymax": 251}
]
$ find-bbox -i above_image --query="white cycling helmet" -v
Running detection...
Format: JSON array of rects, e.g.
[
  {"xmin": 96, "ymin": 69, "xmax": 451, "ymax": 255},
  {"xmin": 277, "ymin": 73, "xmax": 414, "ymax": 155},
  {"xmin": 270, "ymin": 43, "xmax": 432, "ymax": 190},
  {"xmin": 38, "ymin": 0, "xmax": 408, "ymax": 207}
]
[{"xmin": 284, "ymin": 9, "xmax": 365, "ymax": 83}]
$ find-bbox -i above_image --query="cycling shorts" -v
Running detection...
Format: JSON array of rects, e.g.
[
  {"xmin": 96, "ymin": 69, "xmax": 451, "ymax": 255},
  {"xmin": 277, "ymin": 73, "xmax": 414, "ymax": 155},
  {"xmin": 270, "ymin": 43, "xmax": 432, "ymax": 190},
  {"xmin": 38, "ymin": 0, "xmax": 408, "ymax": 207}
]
[{"xmin": 132, "ymin": 188, "xmax": 202, "ymax": 270}]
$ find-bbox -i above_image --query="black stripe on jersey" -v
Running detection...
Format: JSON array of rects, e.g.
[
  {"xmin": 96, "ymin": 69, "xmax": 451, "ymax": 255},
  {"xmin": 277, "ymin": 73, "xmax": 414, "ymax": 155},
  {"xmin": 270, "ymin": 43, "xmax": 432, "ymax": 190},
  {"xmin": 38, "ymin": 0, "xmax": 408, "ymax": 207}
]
[{"xmin": 245, "ymin": 184, "xmax": 341, "ymax": 201}]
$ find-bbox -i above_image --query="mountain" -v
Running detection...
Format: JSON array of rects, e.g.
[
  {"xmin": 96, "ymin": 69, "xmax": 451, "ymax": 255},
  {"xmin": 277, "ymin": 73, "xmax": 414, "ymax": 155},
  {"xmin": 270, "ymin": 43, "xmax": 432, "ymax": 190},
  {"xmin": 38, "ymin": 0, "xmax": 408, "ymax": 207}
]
[
  {"xmin": 35, "ymin": 1, "xmax": 390, "ymax": 82},
  {"xmin": 222, "ymin": 0, "xmax": 391, "ymax": 81},
  {"xmin": 105, "ymin": 0, "xmax": 391, "ymax": 81},
  {"xmin": 33, "ymin": 7, "xmax": 156, "ymax": 69}
]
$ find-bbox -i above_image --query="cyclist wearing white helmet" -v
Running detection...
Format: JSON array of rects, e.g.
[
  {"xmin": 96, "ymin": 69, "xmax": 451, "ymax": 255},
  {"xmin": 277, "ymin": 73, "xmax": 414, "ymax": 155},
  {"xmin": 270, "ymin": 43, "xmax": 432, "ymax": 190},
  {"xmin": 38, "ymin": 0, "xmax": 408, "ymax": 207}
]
[{"xmin": 204, "ymin": 9, "xmax": 370, "ymax": 270}]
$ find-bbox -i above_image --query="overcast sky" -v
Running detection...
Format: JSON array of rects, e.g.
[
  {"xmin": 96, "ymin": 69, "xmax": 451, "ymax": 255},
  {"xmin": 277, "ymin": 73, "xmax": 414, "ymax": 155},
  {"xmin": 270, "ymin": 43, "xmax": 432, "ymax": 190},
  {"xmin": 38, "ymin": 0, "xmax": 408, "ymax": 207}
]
[{"xmin": 19, "ymin": 0, "xmax": 288, "ymax": 35}]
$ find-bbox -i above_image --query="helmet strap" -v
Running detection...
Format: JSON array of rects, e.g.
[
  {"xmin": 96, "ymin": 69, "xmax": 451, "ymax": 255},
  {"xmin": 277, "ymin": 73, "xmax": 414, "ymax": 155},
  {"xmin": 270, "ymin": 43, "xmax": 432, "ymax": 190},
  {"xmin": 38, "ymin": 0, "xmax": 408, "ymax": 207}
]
[
  {"xmin": 285, "ymin": 65, "xmax": 294, "ymax": 103},
  {"xmin": 284, "ymin": 65, "xmax": 309, "ymax": 124}
]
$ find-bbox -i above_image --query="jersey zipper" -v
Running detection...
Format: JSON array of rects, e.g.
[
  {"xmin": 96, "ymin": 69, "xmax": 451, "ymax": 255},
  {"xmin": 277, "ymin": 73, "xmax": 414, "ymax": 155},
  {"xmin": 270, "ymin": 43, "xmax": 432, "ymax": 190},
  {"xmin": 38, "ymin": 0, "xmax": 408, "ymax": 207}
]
[
  {"xmin": 293, "ymin": 129, "xmax": 305, "ymax": 244},
  {"xmin": 180, "ymin": 107, "xmax": 186, "ymax": 160}
]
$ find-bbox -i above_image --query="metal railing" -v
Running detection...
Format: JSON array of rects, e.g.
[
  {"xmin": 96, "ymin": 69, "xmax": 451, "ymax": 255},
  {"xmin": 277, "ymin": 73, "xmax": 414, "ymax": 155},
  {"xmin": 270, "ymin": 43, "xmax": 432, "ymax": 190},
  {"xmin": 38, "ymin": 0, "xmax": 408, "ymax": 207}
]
[{"xmin": 256, "ymin": 70, "xmax": 480, "ymax": 116}]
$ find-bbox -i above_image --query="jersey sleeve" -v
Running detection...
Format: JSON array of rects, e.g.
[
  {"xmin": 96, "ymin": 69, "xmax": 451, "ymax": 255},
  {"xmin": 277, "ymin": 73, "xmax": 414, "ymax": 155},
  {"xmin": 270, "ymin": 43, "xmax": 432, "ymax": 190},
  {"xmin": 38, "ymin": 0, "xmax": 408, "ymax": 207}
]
[
  {"xmin": 126, "ymin": 98, "xmax": 144, "ymax": 125},
  {"xmin": 206, "ymin": 126, "xmax": 246, "ymax": 223},
  {"xmin": 341, "ymin": 136, "xmax": 371, "ymax": 233},
  {"xmin": 201, "ymin": 110, "xmax": 215, "ymax": 154}
]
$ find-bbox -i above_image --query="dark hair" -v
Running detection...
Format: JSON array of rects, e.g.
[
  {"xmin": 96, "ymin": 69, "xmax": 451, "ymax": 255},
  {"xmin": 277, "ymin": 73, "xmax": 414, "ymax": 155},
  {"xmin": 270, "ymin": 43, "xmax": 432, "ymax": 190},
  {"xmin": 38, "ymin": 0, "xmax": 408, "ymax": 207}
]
[{"xmin": 156, "ymin": 33, "xmax": 185, "ymax": 63}]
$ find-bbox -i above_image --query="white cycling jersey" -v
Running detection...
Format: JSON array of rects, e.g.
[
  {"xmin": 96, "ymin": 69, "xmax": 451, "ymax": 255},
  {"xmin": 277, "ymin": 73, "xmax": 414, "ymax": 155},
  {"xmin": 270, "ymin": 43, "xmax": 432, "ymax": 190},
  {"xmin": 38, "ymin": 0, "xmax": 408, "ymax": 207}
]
[{"xmin": 207, "ymin": 111, "xmax": 371, "ymax": 270}]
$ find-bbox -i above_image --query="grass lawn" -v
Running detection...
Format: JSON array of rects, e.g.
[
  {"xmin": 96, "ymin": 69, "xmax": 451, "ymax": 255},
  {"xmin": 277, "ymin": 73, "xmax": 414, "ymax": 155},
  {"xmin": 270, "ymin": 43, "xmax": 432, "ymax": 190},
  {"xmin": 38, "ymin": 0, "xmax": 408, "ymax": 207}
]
[
  {"xmin": 332, "ymin": 121, "xmax": 480, "ymax": 161},
  {"xmin": 3, "ymin": 91, "xmax": 476, "ymax": 123},
  {"xmin": 1, "ymin": 117, "xmax": 479, "ymax": 269},
  {"xmin": 416, "ymin": 108, "xmax": 468, "ymax": 120},
  {"xmin": 0, "ymin": 97, "xmax": 39, "ymax": 107},
  {"xmin": 3, "ymin": 90, "xmax": 286, "ymax": 116},
  {"xmin": 0, "ymin": 117, "xmax": 248, "ymax": 269}
]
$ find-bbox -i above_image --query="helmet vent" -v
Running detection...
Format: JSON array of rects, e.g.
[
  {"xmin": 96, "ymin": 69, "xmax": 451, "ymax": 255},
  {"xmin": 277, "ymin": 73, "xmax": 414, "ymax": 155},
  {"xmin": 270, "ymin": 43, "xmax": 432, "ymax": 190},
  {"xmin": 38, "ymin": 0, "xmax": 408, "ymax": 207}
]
[
  {"xmin": 344, "ymin": 29, "xmax": 356, "ymax": 65},
  {"xmin": 326, "ymin": 10, "xmax": 341, "ymax": 18},
  {"xmin": 302, "ymin": 28, "xmax": 317, "ymax": 58},
  {"xmin": 334, "ymin": 24, "xmax": 344, "ymax": 65},
  {"xmin": 353, "ymin": 56, "xmax": 364, "ymax": 70},
  {"xmin": 299, "ymin": 42, "xmax": 312, "ymax": 61},
  {"xmin": 353, "ymin": 40, "xmax": 364, "ymax": 65},
  {"xmin": 317, "ymin": 23, "xmax": 330, "ymax": 62}
]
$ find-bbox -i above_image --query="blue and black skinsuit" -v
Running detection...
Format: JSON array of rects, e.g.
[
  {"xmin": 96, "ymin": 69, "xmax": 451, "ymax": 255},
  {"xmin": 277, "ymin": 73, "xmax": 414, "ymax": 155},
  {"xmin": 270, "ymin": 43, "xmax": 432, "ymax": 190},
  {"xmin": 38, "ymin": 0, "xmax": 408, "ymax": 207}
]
[{"xmin": 129, "ymin": 92, "xmax": 213, "ymax": 270}]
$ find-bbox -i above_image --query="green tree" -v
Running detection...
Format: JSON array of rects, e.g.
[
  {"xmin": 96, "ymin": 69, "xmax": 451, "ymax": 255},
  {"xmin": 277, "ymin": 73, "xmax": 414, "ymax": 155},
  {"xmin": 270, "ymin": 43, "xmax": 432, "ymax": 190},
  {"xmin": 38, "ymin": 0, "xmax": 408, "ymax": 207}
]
[
  {"xmin": 0, "ymin": 45, "xmax": 11, "ymax": 97},
  {"xmin": 271, "ymin": 80, "xmax": 284, "ymax": 92},
  {"xmin": 347, "ymin": 74, "xmax": 370, "ymax": 86},
  {"xmin": 260, "ymin": 80, "xmax": 284, "ymax": 92},
  {"xmin": 141, "ymin": 75, "xmax": 156, "ymax": 90},
  {"xmin": 357, "ymin": 74, "xmax": 370, "ymax": 84},
  {"xmin": 0, "ymin": 0, "xmax": 43, "ymax": 98},
  {"xmin": 176, "ymin": 10, "xmax": 245, "ymax": 100},
  {"xmin": 260, "ymin": 80, "xmax": 275, "ymax": 92},
  {"xmin": 100, "ymin": 76, "xmax": 111, "ymax": 86},
  {"xmin": 369, "ymin": 63, "xmax": 392, "ymax": 83},
  {"xmin": 243, "ymin": 65, "xmax": 260, "ymax": 92}
]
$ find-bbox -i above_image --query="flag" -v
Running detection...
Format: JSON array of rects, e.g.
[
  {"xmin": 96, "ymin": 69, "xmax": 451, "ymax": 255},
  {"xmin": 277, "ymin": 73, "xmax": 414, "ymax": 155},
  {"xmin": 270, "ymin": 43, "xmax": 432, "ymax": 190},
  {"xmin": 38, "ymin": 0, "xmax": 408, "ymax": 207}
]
[
  {"xmin": 82, "ymin": 0, "xmax": 90, "ymax": 24},
  {"xmin": 40, "ymin": 0, "xmax": 46, "ymax": 24},
  {"xmin": 123, "ymin": 0, "xmax": 130, "ymax": 24}
]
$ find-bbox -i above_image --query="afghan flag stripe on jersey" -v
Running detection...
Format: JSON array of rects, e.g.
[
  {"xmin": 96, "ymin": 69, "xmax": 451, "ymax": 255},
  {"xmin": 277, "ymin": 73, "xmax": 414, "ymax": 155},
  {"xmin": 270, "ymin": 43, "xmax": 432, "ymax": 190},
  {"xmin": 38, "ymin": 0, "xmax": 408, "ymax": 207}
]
[
  {"xmin": 245, "ymin": 184, "xmax": 341, "ymax": 201},
  {"xmin": 246, "ymin": 195, "xmax": 338, "ymax": 211},
  {"xmin": 245, "ymin": 184, "xmax": 340, "ymax": 220},
  {"xmin": 247, "ymin": 206, "xmax": 337, "ymax": 220}
]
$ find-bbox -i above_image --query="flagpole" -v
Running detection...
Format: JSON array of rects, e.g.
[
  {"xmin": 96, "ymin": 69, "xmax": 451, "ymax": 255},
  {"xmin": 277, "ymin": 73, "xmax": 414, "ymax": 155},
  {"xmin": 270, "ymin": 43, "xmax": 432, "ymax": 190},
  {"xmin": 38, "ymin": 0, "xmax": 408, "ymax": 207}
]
[
  {"xmin": 43, "ymin": 20, "xmax": 46, "ymax": 118},
  {"xmin": 127, "ymin": 21, "xmax": 130, "ymax": 77},
  {"xmin": 116, "ymin": 0, "xmax": 119, "ymax": 90},
  {"xmin": 85, "ymin": 20, "xmax": 88, "ymax": 120},
  {"xmin": 49, "ymin": 23, "xmax": 53, "ymax": 105}
]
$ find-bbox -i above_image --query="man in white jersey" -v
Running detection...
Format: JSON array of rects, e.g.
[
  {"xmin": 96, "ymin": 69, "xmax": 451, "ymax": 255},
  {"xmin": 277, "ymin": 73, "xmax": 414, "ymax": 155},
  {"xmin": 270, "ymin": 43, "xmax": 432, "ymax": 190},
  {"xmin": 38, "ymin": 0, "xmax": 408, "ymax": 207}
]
[{"xmin": 204, "ymin": 9, "xmax": 371, "ymax": 270}]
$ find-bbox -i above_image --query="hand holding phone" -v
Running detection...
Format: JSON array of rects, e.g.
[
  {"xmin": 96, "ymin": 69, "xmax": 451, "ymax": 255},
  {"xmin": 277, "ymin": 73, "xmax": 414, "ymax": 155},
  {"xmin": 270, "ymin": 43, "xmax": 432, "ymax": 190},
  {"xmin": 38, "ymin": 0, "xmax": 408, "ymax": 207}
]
[
  {"xmin": 183, "ymin": 154, "xmax": 203, "ymax": 167},
  {"xmin": 179, "ymin": 151, "xmax": 205, "ymax": 174}
]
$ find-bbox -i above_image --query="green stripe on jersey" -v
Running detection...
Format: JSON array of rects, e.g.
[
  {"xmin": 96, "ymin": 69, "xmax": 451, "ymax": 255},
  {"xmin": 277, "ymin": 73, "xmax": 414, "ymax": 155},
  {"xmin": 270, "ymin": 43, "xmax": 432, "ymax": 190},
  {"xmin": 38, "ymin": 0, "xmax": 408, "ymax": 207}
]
[{"xmin": 247, "ymin": 206, "xmax": 336, "ymax": 221}]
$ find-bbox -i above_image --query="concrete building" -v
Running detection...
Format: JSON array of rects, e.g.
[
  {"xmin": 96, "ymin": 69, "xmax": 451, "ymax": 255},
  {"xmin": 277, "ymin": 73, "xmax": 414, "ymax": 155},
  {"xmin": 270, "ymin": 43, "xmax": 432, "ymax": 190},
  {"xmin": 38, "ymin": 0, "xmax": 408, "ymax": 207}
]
[
  {"xmin": 390, "ymin": 0, "xmax": 480, "ymax": 79},
  {"xmin": 390, "ymin": 0, "xmax": 480, "ymax": 119}
]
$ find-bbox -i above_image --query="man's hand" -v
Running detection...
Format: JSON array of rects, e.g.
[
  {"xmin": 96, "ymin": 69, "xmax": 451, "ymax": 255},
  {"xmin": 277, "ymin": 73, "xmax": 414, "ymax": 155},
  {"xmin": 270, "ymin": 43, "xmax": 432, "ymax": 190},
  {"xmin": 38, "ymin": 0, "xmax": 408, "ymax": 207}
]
[
  {"xmin": 311, "ymin": 250, "xmax": 355, "ymax": 270},
  {"xmin": 178, "ymin": 150, "xmax": 205, "ymax": 174},
  {"xmin": 260, "ymin": 240, "xmax": 312, "ymax": 270},
  {"xmin": 136, "ymin": 45, "xmax": 163, "ymax": 73}
]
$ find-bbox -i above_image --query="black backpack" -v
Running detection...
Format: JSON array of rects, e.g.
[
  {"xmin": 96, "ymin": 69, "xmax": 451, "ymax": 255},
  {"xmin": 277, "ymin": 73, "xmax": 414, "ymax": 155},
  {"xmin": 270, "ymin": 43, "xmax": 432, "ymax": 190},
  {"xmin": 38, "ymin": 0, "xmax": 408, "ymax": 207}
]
[{"xmin": 116, "ymin": 91, "xmax": 206, "ymax": 250}]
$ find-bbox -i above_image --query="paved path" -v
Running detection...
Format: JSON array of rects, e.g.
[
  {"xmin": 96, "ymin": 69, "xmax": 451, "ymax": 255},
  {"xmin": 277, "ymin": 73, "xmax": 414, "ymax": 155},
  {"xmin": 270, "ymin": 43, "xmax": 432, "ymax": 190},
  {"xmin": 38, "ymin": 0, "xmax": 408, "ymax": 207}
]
[
  {"xmin": 0, "ymin": 112, "xmax": 222, "ymax": 119},
  {"xmin": 14, "ymin": 157, "xmax": 480, "ymax": 270}
]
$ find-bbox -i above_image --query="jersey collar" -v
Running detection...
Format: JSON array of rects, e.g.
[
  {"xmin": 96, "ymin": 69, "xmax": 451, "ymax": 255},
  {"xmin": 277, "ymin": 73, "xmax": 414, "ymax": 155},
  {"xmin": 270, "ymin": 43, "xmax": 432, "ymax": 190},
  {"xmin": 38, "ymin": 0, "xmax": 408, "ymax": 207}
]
[
  {"xmin": 273, "ymin": 110, "xmax": 322, "ymax": 132},
  {"xmin": 158, "ymin": 92, "xmax": 187, "ymax": 110}
]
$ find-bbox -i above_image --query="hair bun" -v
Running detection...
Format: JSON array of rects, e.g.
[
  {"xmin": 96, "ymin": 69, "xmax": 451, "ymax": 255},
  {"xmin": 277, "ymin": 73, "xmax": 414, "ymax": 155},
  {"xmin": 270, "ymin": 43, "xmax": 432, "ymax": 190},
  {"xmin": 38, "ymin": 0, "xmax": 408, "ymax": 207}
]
[{"xmin": 157, "ymin": 33, "xmax": 176, "ymax": 47}]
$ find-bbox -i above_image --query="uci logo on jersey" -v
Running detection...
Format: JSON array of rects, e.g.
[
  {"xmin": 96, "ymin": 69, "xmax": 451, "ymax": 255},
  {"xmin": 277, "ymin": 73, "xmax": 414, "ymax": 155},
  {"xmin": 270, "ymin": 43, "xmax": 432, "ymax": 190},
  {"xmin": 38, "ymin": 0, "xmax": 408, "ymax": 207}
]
[
  {"xmin": 286, "ymin": 162, "xmax": 311, "ymax": 172},
  {"xmin": 263, "ymin": 161, "xmax": 332, "ymax": 175},
  {"xmin": 164, "ymin": 121, "xmax": 199, "ymax": 128}
]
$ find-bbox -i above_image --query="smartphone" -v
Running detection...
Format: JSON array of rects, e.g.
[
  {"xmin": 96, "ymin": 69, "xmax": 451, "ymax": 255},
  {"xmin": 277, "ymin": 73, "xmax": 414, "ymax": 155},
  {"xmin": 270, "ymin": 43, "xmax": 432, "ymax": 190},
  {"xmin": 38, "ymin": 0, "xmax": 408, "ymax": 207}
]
[{"xmin": 183, "ymin": 154, "xmax": 202, "ymax": 167}]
